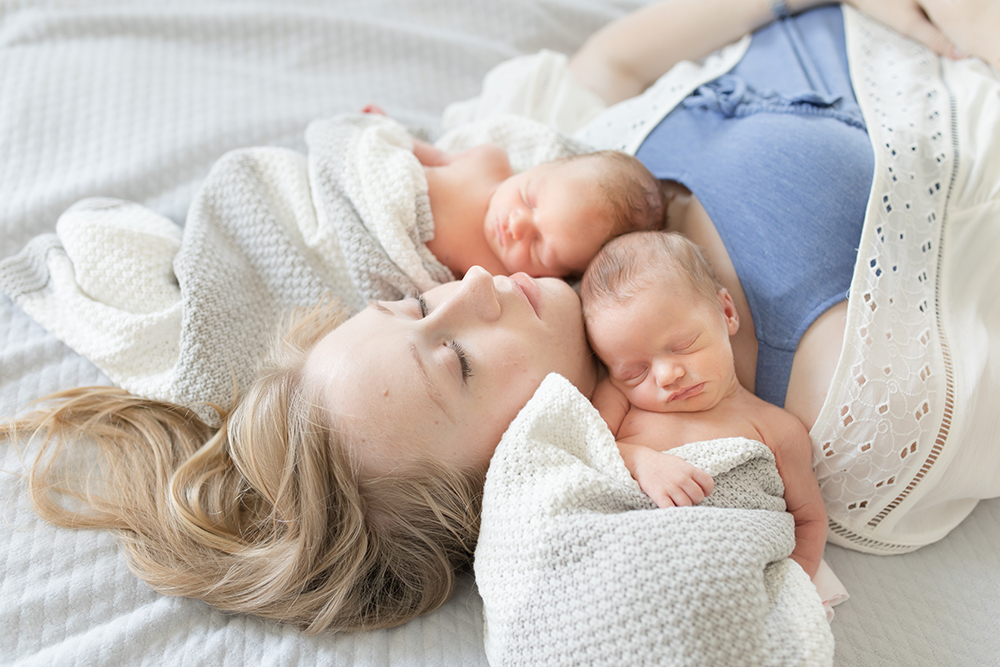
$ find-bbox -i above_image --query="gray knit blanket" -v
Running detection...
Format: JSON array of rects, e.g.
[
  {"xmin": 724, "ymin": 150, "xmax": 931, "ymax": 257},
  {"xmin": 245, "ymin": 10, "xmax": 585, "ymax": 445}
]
[
  {"xmin": 0, "ymin": 114, "xmax": 584, "ymax": 425},
  {"xmin": 476, "ymin": 374, "xmax": 834, "ymax": 667}
]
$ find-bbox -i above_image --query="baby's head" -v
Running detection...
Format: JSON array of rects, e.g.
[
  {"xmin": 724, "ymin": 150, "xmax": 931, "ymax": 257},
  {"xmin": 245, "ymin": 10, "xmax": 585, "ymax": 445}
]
[
  {"xmin": 580, "ymin": 231, "xmax": 740, "ymax": 413},
  {"xmin": 484, "ymin": 150, "xmax": 664, "ymax": 278}
]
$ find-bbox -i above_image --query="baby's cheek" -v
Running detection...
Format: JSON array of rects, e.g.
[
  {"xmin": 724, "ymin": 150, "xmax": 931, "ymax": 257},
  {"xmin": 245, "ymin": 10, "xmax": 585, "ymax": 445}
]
[
  {"xmin": 502, "ymin": 250, "xmax": 533, "ymax": 277},
  {"xmin": 629, "ymin": 381, "xmax": 667, "ymax": 414},
  {"xmin": 610, "ymin": 375, "xmax": 636, "ymax": 400}
]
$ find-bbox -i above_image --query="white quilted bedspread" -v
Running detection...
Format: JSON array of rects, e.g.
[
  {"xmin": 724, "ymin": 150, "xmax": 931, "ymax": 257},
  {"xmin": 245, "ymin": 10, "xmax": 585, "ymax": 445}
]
[{"xmin": 2, "ymin": 2, "xmax": 999, "ymax": 666}]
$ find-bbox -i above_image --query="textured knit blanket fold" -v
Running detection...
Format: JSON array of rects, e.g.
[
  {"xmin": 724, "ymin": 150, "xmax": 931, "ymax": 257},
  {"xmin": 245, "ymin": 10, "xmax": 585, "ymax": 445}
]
[
  {"xmin": 475, "ymin": 373, "xmax": 833, "ymax": 667},
  {"xmin": 0, "ymin": 114, "xmax": 583, "ymax": 425}
]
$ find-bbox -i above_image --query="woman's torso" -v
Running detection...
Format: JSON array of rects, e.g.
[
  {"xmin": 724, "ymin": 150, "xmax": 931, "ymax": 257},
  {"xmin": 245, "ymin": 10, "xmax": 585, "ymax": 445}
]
[{"xmin": 634, "ymin": 6, "xmax": 872, "ymax": 428}]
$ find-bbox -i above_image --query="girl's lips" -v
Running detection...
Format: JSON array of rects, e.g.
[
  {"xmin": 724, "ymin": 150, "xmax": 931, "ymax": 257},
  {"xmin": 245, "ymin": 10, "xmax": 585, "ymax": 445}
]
[
  {"xmin": 495, "ymin": 216, "xmax": 506, "ymax": 248},
  {"xmin": 509, "ymin": 272, "xmax": 541, "ymax": 317},
  {"xmin": 668, "ymin": 382, "xmax": 704, "ymax": 403}
]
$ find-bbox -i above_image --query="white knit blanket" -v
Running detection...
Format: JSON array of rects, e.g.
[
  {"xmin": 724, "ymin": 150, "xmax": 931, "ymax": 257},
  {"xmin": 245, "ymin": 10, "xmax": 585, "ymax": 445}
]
[
  {"xmin": 0, "ymin": 113, "xmax": 583, "ymax": 425},
  {"xmin": 476, "ymin": 374, "xmax": 833, "ymax": 667}
]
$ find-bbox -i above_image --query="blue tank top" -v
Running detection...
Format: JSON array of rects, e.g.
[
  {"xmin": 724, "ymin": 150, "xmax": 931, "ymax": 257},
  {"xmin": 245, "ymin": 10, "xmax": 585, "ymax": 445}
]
[{"xmin": 635, "ymin": 6, "xmax": 873, "ymax": 407}]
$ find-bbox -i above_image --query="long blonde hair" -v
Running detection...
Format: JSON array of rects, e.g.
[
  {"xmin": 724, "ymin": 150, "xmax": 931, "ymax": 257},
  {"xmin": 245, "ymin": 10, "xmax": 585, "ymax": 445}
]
[{"xmin": 2, "ymin": 298, "xmax": 484, "ymax": 633}]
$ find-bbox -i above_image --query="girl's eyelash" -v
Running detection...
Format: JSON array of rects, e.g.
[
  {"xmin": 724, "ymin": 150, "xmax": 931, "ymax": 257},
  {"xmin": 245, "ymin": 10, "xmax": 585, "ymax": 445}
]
[
  {"xmin": 413, "ymin": 293, "xmax": 428, "ymax": 317},
  {"xmin": 449, "ymin": 341, "xmax": 473, "ymax": 380},
  {"xmin": 412, "ymin": 292, "xmax": 470, "ymax": 380}
]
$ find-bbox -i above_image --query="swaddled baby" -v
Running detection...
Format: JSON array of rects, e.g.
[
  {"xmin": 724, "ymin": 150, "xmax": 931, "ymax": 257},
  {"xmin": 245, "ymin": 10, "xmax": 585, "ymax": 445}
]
[
  {"xmin": 581, "ymin": 230, "xmax": 828, "ymax": 579},
  {"xmin": 363, "ymin": 104, "xmax": 664, "ymax": 280}
]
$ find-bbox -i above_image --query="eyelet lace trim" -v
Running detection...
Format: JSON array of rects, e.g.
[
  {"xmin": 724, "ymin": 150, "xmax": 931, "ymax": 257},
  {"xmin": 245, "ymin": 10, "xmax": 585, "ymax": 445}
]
[{"xmin": 810, "ymin": 11, "xmax": 958, "ymax": 552}]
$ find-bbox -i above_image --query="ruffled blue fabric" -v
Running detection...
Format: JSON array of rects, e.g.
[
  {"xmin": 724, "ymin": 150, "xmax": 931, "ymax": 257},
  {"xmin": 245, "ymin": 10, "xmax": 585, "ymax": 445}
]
[
  {"xmin": 682, "ymin": 74, "xmax": 866, "ymax": 129},
  {"xmin": 635, "ymin": 6, "xmax": 873, "ymax": 407}
]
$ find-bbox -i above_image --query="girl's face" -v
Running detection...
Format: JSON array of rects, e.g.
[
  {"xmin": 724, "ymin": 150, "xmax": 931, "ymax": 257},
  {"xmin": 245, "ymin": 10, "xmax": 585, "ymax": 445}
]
[{"xmin": 304, "ymin": 268, "xmax": 597, "ymax": 474}]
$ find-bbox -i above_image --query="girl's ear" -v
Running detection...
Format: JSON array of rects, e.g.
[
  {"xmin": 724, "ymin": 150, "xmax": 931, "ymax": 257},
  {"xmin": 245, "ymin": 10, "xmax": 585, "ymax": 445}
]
[{"xmin": 717, "ymin": 288, "xmax": 739, "ymax": 335}]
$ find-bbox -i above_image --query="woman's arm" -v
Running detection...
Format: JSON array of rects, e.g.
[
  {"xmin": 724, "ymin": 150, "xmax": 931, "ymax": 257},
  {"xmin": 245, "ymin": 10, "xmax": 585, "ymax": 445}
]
[
  {"xmin": 568, "ymin": 0, "xmax": 834, "ymax": 105},
  {"xmin": 568, "ymin": 0, "xmax": 992, "ymax": 107}
]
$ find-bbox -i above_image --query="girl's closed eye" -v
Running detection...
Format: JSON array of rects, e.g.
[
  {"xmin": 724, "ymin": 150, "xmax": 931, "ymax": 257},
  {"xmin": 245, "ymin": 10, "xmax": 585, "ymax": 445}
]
[
  {"xmin": 413, "ymin": 292, "xmax": 472, "ymax": 381},
  {"xmin": 415, "ymin": 293, "xmax": 428, "ymax": 317},
  {"xmin": 449, "ymin": 341, "xmax": 473, "ymax": 380}
]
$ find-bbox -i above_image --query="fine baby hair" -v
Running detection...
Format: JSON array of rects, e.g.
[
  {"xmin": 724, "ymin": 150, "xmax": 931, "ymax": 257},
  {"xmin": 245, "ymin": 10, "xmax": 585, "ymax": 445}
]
[
  {"xmin": 2, "ymin": 297, "xmax": 484, "ymax": 633},
  {"xmin": 566, "ymin": 150, "xmax": 667, "ymax": 240},
  {"xmin": 581, "ymin": 230, "xmax": 722, "ymax": 315}
]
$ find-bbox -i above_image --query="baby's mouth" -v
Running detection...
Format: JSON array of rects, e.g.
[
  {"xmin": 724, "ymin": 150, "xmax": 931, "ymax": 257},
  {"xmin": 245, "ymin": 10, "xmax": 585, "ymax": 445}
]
[{"xmin": 668, "ymin": 383, "xmax": 704, "ymax": 403}]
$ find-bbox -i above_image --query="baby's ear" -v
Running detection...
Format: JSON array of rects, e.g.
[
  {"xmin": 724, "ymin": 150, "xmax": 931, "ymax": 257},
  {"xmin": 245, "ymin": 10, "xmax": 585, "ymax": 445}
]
[{"xmin": 717, "ymin": 288, "xmax": 739, "ymax": 335}]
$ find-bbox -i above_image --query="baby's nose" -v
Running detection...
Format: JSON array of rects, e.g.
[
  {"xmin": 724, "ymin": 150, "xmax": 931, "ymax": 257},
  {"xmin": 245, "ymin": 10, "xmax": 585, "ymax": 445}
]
[
  {"xmin": 655, "ymin": 362, "xmax": 684, "ymax": 388},
  {"xmin": 509, "ymin": 209, "xmax": 534, "ymax": 241}
]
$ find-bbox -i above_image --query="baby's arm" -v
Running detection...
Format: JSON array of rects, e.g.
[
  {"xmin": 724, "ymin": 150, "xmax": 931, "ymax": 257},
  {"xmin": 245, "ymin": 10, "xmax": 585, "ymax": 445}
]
[
  {"xmin": 772, "ymin": 417, "xmax": 827, "ymax": 579},
  {"xmin": 594, "ymin": 378, "xmax": 714, "ymax": 507},
  {"xmin": 592, "ymin": 377, "xmax": 630, "ymax": 436},
  {"xmin": 361, "ymin": 103, "xmax": 453, "ymax": 166},
  {"xmin": 410, "ymin": 137, "xmax": 453, "ymax": 167},
  {"xmin": 618, "ymin": 442, "xmax": 715, "ymax": 508}
]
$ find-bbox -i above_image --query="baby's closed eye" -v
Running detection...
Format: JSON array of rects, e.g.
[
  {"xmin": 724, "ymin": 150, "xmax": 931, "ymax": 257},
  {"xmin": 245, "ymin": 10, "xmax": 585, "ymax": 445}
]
[{"xmin": 614, "ymin": 366, "xmax": 647, "ymax": 386}]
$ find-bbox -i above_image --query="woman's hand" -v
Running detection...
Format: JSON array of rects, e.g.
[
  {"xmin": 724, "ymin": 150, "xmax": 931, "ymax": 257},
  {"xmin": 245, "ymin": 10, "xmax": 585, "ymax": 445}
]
[{"xmin": 848, "ymin": 0, "xmax": 1000, "ymax": 71}]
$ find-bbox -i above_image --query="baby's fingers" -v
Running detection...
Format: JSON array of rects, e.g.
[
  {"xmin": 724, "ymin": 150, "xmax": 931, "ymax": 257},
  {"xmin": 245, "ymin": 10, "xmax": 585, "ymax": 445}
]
[
  {"xmin": 691, "ymin": 467, "xmax": 715, "ymax": 497},
  {"xmin": 647, "ymin": 485, "xmax": 692, "ymax": 508},
  {"xmin": 659, "ymin": 477, "xmax": 710, "ymax": 507},
  {"xmin": 673, "ymin": 476, "xmax": 709, "ymax": 506},
  {"xmin": 650, "ymin": 491, "xmax": 678, "ymax": 508}
]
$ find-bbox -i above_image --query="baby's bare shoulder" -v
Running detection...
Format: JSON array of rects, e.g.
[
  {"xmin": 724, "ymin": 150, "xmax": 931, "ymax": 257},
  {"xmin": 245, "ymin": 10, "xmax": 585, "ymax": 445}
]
[{"xmin": 742, "ymin": 393, "xmax": 810, "ymax": 455}]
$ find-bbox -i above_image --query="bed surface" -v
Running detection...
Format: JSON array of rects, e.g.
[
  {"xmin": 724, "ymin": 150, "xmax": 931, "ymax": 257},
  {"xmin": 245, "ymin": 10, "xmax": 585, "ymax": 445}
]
[{"xmin": 1, "ymin": 1, "xmax": 998, "ymax": 664}]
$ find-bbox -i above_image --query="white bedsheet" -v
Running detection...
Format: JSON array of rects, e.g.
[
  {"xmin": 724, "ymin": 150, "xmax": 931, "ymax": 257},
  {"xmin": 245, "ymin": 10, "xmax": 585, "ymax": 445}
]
[{"xmin": 2, "ymin": 1, "xmax": 999, "ymax": 665}]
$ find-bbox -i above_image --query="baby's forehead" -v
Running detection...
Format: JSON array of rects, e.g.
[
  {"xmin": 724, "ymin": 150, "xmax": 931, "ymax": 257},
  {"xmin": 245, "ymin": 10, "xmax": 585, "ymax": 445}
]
[
  {"xmin": 545, "ymin": 153, "xmax": 607, "ymax": 180},
  {"xmin": 586, "ymin": 272, "xmax": 708, "ymax": 318}
]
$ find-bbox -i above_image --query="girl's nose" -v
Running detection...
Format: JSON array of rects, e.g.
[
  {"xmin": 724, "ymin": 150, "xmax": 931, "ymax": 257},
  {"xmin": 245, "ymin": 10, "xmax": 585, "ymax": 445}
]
[{"xmin": 443, "ymin": 266, "xmax": 501, "ymax": 323}]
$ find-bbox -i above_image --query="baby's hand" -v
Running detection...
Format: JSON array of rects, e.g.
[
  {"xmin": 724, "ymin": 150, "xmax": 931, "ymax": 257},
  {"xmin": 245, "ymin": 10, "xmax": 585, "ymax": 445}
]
[
  {"xmin": 632, "ymin": 452, "xmax": 714, "ymax": 508},
  {"xmin": 361, "ymin": 104, "xmax": 452, "ymax": 167}
]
